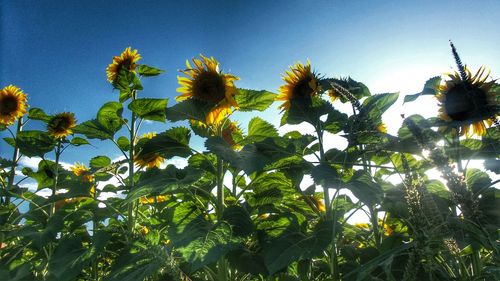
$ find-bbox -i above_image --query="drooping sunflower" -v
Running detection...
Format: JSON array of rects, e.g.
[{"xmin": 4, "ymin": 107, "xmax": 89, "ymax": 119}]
[
  {"xmin": 135, "ymin": 132, "xmax": 164, "ymax": 169},
  {"xmin": 276, "ymin": 61, "xmax": 320, "ymax": 110},
  {"xmin": 106, "ymin": 47, "xmax": 141, "ymax": 83},
  {"xmin": 437, "ymin": 66, "xmax": 499, "ymax": 137},
  {"xmin": 176, "ymin": 55, "xmax": 240, "ymax": 125},
  {"xmin": 47, "ymin": 112, "xmax": 77, "ymax": 139},
  {"xmin": 70, "ymin": 162, "xmax": 94, "ymax": 183},
  {"xmin": 0, "ymin": 85, "xmax": 28, "ymax": 126}
]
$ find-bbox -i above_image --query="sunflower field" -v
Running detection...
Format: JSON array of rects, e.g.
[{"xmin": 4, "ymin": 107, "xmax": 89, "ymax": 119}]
[{"xmin": 0, "ymin": 43, "xmax": 499, "ymax": 281}]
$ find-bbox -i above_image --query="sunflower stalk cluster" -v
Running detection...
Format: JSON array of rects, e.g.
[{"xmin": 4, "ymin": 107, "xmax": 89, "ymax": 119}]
[{"xmin": 0, "ymin": 45, "xmax": 499, "ymax": 281}]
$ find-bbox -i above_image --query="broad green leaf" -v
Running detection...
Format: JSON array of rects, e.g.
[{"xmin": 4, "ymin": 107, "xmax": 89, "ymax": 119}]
[
  {"xmin": 137, "ymin": 64, "xmax": 164, "ymax": 77},
  {"xmin": 90, "ymin": 155, "xmax": 111, "ymax": 169},
  {"xmin": 138, "ymin": 127, "xmax": 191, "ymax": 159},
  {"xmin": 205, "ymin": 136, "xmax": 240, "ymax": 165},
  {"xmin": 73, "ymin": 119, "xmax": 114, "ymax": 140},
  {"xmin": 238, "ymin": 138, "xmax": 296, "ymax": 175},
  {"xmin": 346, "ymin": 170, "xmax": 383, "ymax": 206},
  {"xmin": 311, "ymin": 163, "xmax": 340, "ymax": 188},
  {"xmin": 126, "ymin": 165, "xmax": 203, "ymax": 202},
  {"xmin": 114, "ymin": 68, "xmax": 143, "ymax": 102},
  {"xmin": 47, "ymin": 236, "xmax": 86, "ymax": 281},
  {"xmin": 323, "ymin": 109, "xmax": 348, "ymax": 134},
  {"xmin": 404, "ymin": 76, "xmax": 441, "ymax": 103},
  {"xmin": 165, "ymin": 99, "xmax": 215, "ymax": 122},
  {"xmin": 70, "ymin": 137, "xmax": 89, "ymax": 146},
  {"xmin": 15, "ymin": 130, "xmax": 55, "ymax": 157},
  {"xmin": 360, "ymin": 92, "xmax": 399, "ymax": 120},
  {"xmin": 246, "ymin": 117, "xmax": 278, "ymax": 143},
  {"xmin": 24, "ymin": 159, "xmax": 57, "ymax": 190},
  {"xmin": 128, "ymin": 98, "xmax": 168, "ymax": 122},
  {"xmin": 116, "ymin": 136, "xmax": 130, "ymax": 151},
  {"xmin": 222, "ymin": 205, "xmax": 254, "ymax": 237},
  {"xmin": 236, "ymin": 89, "xmax": 276, "ymax": 111},
  {"xmin": 97, "ymin": 102, "xmax": 123, "ymax": 134},
  {"xmin": 466, "ymin": 168, "xmax": 491, "ymax": 194},
  {"xmin": 167, "ymin": 201, "xmax": 241, "ymax": 271},
  {"xmin": 106, "ymin": 245, "xmax": 168, "ymax": 281},
  {"xmin": 262, "ymin": 219, "xmax": 335, "ymax": 274},
  {"xmin": 281, "ymin": 96, "xmax": 333, "ymax": 126},
  {"xmin": 28, "ymin": 108, "xmax": 51, "ymax": 122}
]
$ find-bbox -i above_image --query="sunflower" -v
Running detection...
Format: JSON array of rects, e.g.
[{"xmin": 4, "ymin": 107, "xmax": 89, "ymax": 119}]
[
  {"xmin": 47, "ymin": 112, "xmax": 77, "ymax": 139},
  {"xmin": 221, "ymin": 121, "xmax": 242, "ymax": 149},
  {"xmin": 135, "ymin": 132, "xmax": 164, "ymax": 169},
  {"xmin": 139, "ymin": 195, "xmax": 170, "ymax": 204},
  {"xmin": 377, "ymin": 123, "xmax": 387, "ymax": 133},
  {"xmin": 0, "ymin": 85, "xmax": 28, "ymax": 126},
  {"xmin": 70, "ymin": 162, "xmax": 94, "ymax": 183},
  {"xmin": 176, "ymin": 55, "xmax": 239, "ymax": 125},
  {"xmin": 106, "ymin": 47, "xmax": 141, "ymax": 83},
  {"xmin": 437, "ymin": 66, "xmax": 499, "ymax": 137},
  {"xmin": 276, "ymin": 61, "xmax": 320, "ymax": 110}
]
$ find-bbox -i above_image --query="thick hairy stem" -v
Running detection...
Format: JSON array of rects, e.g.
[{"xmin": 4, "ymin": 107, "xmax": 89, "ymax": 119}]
[
  {"xmin": 5, "ymin": 118, "xmax": 23, "ymax": 205},
  {"xmin": 127, "ymin": 91, "xmax": 137, "ymax": 234},
  {"xmin": 216, "ymin": 156, "xmax": 224, "ymax": 220}
]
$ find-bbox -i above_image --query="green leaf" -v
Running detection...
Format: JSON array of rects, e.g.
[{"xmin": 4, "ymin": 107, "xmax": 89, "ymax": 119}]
[
  {"xmin": 282, "ymin": 96, "xmax": 333, "ymax": 126},
  {"xmin": 116, "ymin": 136, "xmax": 130, "ymax": 151},
  {"xmin": 47, "ymin": 236, "xmax": 87, "ymax": 281},
  {"xmin": 128, "ymin": 98, "xmax": 168, "ymax": 122},
  {"xmin": 15, "ymin": 130, "xmax": 55, "ymax": 157},
  {"xmin": 90, "ymin": 156, "xmax": 111, "ymax": 169},
  {"xmin": 323, "ymin": 109, "xmax": 348, "ymax": 134},
  {"xmin": 28, "ymin": 108, "xmax": 51, "ymax": 122},
  {"xmin": 97, "ymin": 102, "xmax": 123, "ymax": 134},
  {"xmin": 165, "ymin": 99, "xmax": 215, "ymax": 122},
  {"xmin": 236, "ymin": 89, "xmax": 276, "ymax": 111},
  {"xmin": 346, "ymin": 170, "xmax": 383, "ymax": 206},
  {"xmin": 137, "ymin": 64, "xmax": 164, "ymax": 77},
  {"xmin": 466, "ymin": 168, "xmax": 491, "ymax": 194},
  {"xmin": 167, "ymin": 201, "xmax": 241, "ymax": 271},
  {"xmin": 24, "ymin": 159, "xmax": 57, "ymax": 190},
  {"xmin": 138, "ymin": 127, "xmax": 191, "ymax": 159},
  {"xmin": 311, "ymin": 164, "xmax": 340, "ymax": 188},
  {"xmin": 205, "ymin": 136, "xmax": 240, "ymax": 165},
  {"xmin": 73, "ymin": 119, "xmax": 114, "ymax": 140},
  {"xmin": 404, "ymin": 76, "xmax": 441, "ymax": 103},
  {"xmin": 222, "ymin": 205, "xmax": 254, "ymax": 237},
  {"xmin": 246, "ymin": 117, "xmax": 278, "ymax": 143},
  {"xmin": 262, "ymin": 219, "xmax": 335, "ymax": 274},
  {"xmin": 360, "ymin": 92, "xmax": 399, "ymax": 120},
  {"xmin": 114, "ymin": 68, "xmax": 143, "ymax": 102},
  {"xmin": 126, "ymin": 166, "xmax": 203, "ymax": 203},
  {"xmin": 238, "ymin": 138, "xmax": 296, "ymax": 175},
  {"xmin": 70, "ymin": 137, "xmax": 89, "ymax": 146}
]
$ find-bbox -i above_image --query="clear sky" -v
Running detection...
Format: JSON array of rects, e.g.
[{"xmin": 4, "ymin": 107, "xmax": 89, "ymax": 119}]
[{"xmin": 1, "ymin": 0, "xmax": 500, "ymax": 166}]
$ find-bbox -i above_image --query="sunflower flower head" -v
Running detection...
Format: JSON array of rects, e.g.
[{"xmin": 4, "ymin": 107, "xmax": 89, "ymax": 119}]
[
  {"xmin": 47, "ymin": 112, "xmax": 76, "ymax": 139},
  {"xmin": 70, "ymin": 162, "xmax": 94, "ymax": 183},
  {"xmin": 135, "ymin": 132, "xmax": 164, "ymax": 169},
  {"xmin": 276, "ymin": 60, "xmax": 320, "ymax": 111},
  {"xmin": 0, "ymin": 85, "xmax": 28, "ymax": 126},
  {"xmin": 377, "ymin": 123, "xmax": 387, "ymax": 133},
  {"xmin": 437, "ymin": 66, "xmax": 499, "ymax": 137},
  {"xmin": 106, "ymin": 47, "xmax": 141, "ymax": 83},
  {"xmin": 139, "ymin": 195, "xmax": 170, "ymax": 204},
  {"xmin": 176, "ymin": 55, "xmax": 240, "ymax": 125}
]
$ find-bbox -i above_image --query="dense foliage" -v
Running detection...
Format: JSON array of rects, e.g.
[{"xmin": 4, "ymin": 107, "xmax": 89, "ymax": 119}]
[{"xmin": 0, "ymin": 44, "xmax": 499, "ymax": 281}]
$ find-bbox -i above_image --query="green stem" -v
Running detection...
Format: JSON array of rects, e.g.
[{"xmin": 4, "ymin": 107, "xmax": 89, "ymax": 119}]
[
  {"xmin": 315, "ymin": 123, "xmax": 330, "ymax": 218},
  {"xmin": 127, "ymin": 91, "xmax": 137, "ymax": 234},
  {"xmin": 369, "ymin": 205, "xmax": 381, "ymax": 249},
  {"xmin": 50, "ymin": 141, "xmax": 62, "ymax": 217},
  {"xmin": 216, "ymin": 156, "xmax": 224, "ymax": 219},
  {"xmin": 453, "ymin": 131, "xmax": 463, "ymax": 172},
  {"xmin": 5, "ymin": 118, "xmax": 23, "ymax": 205}
]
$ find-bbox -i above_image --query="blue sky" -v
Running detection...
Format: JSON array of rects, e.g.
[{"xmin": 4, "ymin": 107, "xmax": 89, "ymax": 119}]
[{"xmin": 1, "ymin": 0, "xmax": 500, "ymax": 165}]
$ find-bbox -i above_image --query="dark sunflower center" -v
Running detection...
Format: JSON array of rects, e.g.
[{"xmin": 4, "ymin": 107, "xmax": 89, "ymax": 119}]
[
  {"xmin": 0, "ymin": 96, "xmax": 18, "ymax": 115},
  {"xmin": 445, "ymin": 84, "xmax": 488, "ymax": 121},
  {"xmin": 192, "ymin": 71, "xmax": 226, "ymax": 104},
  {"xmin": 293, "ymin": 77, "xmax": 315, "ymax": 99},
  {"xmin": 50, "ymin": 117, "xmax": 71, "ymax": 132}
]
